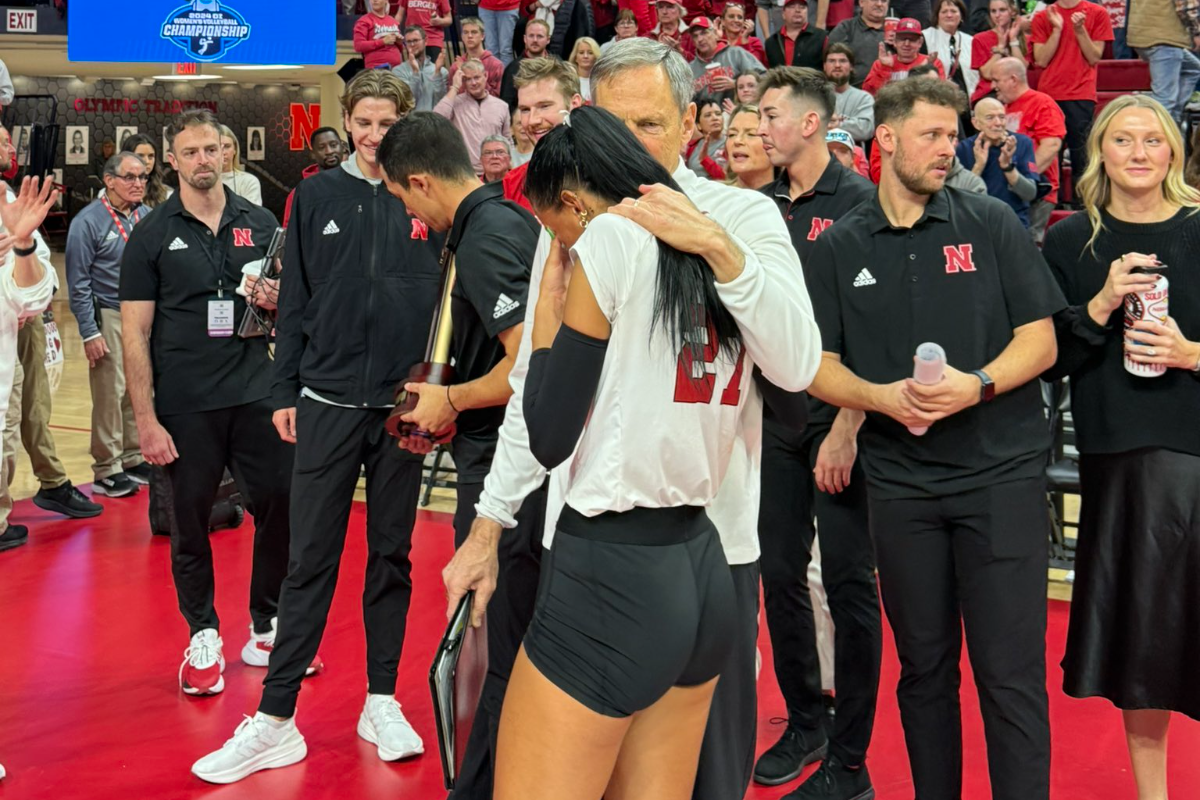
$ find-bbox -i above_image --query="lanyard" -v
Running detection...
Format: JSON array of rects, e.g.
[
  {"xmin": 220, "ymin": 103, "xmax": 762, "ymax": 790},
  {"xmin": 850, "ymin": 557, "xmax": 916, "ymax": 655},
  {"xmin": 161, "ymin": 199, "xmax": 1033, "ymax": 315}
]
[{"xmin": 101, "ymin": 195, "xmax": 141, "ymax": 243}]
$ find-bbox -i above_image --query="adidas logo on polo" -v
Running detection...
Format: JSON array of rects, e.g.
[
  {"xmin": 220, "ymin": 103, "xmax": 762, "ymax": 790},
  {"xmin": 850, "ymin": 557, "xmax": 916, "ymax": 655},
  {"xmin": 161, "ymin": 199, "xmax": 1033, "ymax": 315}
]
[
  {"xmin": 169, "ymin": 237, "xmax": 188, "ymax": 251},
  {"xmin": 493, "ymin": 293, "xmax": 519, "ymax": 319},
  {"xmin": 105, "ymin": 230, "xmax": 119, "ymax": 242},
  {"xmin": 853, "ymin": 268, "xmax": 876, "ymax": 287},
  {"xmin": 323, "ymin": 220, "xmax": 340, "ymax": 235}
]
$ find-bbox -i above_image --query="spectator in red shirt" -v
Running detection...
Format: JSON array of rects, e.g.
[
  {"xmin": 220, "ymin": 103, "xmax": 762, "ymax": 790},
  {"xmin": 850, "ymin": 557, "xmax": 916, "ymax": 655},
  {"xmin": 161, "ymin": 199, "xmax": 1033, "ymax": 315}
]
[
  {"xmin": 592, "ymin": 0, "xmax": 619, "ymax": 42},
  {"xmin": 970, "ymin": 0, "xmax": 1029, "ymax": 104},
  {"xmin": 354, "ymin": 0, "xmax": 405, "ymax": 70},
  {"xmin": 719, "ymin": 2, "xmax": 768, "ymax": 63},
  {"xmin": 649, "ymin": 0, "xmax": 697, "ymax": 60},
  {"xmin": 994, "ymin": 55, "xmax": 1065, "ymax": 242},
  {"xmin": 402, "ymin": 0, "xmax": 454, "ymax": 58},
  {"xmin": 283, "ymin": 127, "xmax": 346, "ymax": 228},
  {"xmin": 449, "ymin": 17, "xmax": 507, "ymax": 96},
  {"xmin": 862, "ymin": 17, "xmax": 946, "ymax": 94},
  {"xmin": 618, "ymin": 0, "xmax": 656, "ymax": 35},
  {"xmin": 1029, "ymin": 0, "xmax": 1113, "ymax": 199}
]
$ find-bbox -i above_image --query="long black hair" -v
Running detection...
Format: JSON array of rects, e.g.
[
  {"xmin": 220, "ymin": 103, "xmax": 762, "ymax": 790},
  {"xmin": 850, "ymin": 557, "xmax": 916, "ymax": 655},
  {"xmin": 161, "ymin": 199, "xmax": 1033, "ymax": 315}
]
[
  {"xmin": 524, "ymin": 104, "xmax": 742, "ymax": 362},
  {"xmin": 121, "ymin": 133, "xmax": 170, "ymax": 208}
]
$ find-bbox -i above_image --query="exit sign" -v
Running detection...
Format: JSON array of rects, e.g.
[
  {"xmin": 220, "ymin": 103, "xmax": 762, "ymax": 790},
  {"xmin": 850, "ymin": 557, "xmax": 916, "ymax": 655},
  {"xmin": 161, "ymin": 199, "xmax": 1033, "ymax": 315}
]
[
  {"xmin": 173, "ymin": 63, "xmax": 198, "ymax": 75},
  {"xmin": 6, "ymin": 9, "xmax": 36, "ymax": 33}
]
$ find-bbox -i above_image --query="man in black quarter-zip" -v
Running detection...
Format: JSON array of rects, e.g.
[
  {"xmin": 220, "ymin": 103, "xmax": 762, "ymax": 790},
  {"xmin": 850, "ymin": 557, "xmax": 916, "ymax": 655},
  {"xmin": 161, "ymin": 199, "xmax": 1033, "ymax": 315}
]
[{"xmin": 191, "ymin": 70, "xmax": 445, "ymax": 784}]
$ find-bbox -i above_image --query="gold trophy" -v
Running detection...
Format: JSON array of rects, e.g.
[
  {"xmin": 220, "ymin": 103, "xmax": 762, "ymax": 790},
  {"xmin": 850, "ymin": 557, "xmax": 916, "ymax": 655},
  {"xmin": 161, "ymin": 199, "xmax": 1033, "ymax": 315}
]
[{"xmin": 386, "ymin": 247, "xmax": 458, "ymax": 439}]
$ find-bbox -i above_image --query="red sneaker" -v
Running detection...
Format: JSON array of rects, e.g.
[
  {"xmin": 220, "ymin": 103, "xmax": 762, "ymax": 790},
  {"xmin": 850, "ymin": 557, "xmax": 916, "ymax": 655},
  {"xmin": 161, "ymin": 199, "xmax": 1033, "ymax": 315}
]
[{"xmin": 180, "ymin": 629, "xmax": 226, "ymax": 696}]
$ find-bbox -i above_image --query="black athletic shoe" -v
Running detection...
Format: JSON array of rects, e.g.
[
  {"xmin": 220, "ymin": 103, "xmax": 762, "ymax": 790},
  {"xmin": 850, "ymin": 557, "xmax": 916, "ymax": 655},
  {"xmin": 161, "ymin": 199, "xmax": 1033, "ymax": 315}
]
[
  {"xmin": 124, "ymin": 462, "xmax": 153, "ymax": 485},
  {"xmin": 752, "ymin": 722, "xmax": 828, "ymax": 786},
  {"xmin": 783, "ymin": 755, "xmax": 874, "ymax": 800},
  {"xmin": 0, "ymin": 524, "xmax": 29, "ymax": 552},
  {"xmin": 33, "ymin": 481, "xmax": 104, "ymax": 518},
  {"xmin": 93, "ymin": 473, "xmax": 139, "ymax": 498}
]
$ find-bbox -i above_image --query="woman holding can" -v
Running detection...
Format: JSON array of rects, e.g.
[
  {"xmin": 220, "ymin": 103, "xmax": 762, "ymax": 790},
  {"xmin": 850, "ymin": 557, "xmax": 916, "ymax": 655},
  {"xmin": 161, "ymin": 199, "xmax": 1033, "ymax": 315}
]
[{"xmin": 1043, "ymin": 93, "xmax": 1200, "ymax": 800}]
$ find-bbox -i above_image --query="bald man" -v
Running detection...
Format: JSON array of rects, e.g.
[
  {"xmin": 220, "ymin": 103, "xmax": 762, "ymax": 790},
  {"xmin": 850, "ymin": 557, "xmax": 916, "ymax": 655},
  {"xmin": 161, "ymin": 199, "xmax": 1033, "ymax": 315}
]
[{"xmin": 956, "ymin": 96, "xmax": 1040, "ymax": 230}]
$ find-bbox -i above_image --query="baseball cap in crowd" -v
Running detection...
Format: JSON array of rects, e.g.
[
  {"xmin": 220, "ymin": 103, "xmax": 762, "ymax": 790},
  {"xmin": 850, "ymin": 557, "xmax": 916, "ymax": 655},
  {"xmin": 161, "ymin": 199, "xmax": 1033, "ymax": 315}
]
[
  {"xmin": 895, "ymin": 18, "xmax": 923, "ymax": 36},
  {"xmin": 690, "ymin": 15, "xmax": 713, "ymax": 28},
  {"xmin": 826, "ymin": 128, "xmax": 855, "ymax": 152},
  {"xmin": 656, "ymin": 0, "xmax": 687, "ymax": 10},
  {"xmin": 783, "ymin": 0, "xmax": 807, "ymax": 6}
]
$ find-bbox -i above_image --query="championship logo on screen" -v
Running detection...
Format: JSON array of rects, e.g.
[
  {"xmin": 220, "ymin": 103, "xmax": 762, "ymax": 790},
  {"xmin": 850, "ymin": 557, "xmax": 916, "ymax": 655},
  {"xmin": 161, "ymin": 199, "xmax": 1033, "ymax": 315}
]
[{"xmin": 160, "ymin": 1, "xmax": 252, "ymax": 61}]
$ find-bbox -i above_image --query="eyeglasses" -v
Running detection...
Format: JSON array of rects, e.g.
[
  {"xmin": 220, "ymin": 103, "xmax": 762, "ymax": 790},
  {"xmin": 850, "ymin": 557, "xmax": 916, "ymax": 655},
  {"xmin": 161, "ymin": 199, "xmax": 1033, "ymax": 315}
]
[{"xmin": 114, "ymin": 174, "xmax": 149, "ymax": 183}]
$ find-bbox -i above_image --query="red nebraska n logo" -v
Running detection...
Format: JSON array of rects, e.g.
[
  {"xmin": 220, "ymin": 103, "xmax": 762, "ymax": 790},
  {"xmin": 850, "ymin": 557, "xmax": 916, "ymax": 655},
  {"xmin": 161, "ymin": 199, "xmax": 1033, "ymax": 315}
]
[
  {"xmin": 232, "ymin": 228, "xmax": 254, "ymax": 247},
  {"xmin": 943, "ymin": 244, "xmax": 976, "ymax": 274},
  {"xmin": 807, "ymin": 218, "xmax": 834, "ymax": 241},
  {"xmin": 410, "ymin": 218, "xmax": 429, "ymax": 240}
]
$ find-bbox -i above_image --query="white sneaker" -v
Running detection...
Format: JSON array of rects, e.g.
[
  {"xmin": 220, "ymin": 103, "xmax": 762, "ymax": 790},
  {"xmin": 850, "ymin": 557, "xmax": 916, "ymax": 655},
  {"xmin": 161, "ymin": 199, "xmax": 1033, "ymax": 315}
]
[
  {"xmin": 241, "ymin": 618, "xmax": 324, "ymax": 676},
  {"xmin": 192, "ymin": 713, "xmax": 307, "ymax": 784},
  {"xmin": 179, "ymin": 628, "xmax": 226, "ymax": 696},
  {"xmin": 357, "ymin": 695, "xmax": 424, "ymax": 761}
]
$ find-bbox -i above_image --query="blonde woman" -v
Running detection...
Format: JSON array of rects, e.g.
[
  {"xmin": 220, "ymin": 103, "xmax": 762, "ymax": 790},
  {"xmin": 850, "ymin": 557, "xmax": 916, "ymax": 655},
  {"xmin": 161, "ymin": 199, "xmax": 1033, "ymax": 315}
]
[
  {"xmin": 217, "ymin": 124, "xmax": 263, "ymax": 205},
  {"xmin": 1043, "ymin": 94, "xmax": 1200, "ymax": 800},
  {"xmin": 723, "ymin": 104, "xmax": 773, "ymax": 190},
  {"xmin": 567, "ymin": 37, "xmax": 601, "ymax": 101}
]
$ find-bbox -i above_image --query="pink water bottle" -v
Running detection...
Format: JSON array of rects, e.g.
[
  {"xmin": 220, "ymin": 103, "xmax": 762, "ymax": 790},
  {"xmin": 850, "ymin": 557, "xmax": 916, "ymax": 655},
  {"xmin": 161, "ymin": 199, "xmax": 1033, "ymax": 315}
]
[
  {"xmin": 909, "ymin": 342, "xmax": 945, "ymax": 436},
  {"xmin": 1123, "ymin": 267, "xmax": 1169, "ymax": 378}
]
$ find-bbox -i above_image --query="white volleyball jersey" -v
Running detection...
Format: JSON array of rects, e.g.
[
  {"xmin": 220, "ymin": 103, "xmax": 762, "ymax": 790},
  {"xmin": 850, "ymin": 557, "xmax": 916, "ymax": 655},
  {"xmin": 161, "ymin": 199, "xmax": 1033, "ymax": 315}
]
[{"xmin": 560, "ymin": 213, "xmax": 752, "ymax": 518}]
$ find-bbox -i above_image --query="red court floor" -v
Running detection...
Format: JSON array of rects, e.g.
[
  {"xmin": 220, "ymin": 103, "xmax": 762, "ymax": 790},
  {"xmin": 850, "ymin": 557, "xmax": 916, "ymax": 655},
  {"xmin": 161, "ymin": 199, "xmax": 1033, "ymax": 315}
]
[{"xmin": 0, "ymin": 492, "xmax": 1196, "ymax": 799}]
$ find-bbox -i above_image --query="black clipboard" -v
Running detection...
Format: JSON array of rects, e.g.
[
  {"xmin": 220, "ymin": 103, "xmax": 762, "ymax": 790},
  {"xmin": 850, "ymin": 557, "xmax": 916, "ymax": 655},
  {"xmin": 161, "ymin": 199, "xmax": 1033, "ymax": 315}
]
[{"xmin": 429, "ymin": 590, "xmax": 488, "ymax": 790}]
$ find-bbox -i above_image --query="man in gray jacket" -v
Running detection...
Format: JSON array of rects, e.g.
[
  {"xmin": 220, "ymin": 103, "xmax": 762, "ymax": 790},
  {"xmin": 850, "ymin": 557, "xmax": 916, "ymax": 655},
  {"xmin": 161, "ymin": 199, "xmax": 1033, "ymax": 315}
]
[
  {"xmin": 690, "ymin": 17, "xmax": 766, "ymax": 104},
  {"xmin": 393, "ymin": 26, "xmax": 449, "ymax": 112},
  {"xmin": 825, "ymin": 43, "xmax": 875, "ymax": 143},
  {"xmin": 65, "ymin": 152, "xmax": 152, "ymax": 498}
]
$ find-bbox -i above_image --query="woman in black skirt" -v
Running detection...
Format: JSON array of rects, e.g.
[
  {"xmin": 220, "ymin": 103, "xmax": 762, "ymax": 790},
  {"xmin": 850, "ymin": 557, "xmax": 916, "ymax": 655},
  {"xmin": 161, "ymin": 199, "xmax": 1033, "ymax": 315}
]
[{"xmin": 1043, "ymin": 94, "xmax": 1200, "ymax": 800}]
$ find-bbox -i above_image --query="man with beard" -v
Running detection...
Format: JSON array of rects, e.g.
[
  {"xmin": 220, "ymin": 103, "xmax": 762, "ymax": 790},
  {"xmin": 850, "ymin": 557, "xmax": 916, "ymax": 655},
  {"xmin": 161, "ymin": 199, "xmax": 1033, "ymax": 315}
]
[
  {"xmin": 804, "ymin": 77, "xmax": 1062, "ymax": 800},
  {"xmin": 500, "ymin": 19, "xmax": 552, "ymax": 109},
  {"xmin": 282, "ymin": 127, "xmax": 344, "ymax": 228},
  {"xmin": 443, "ymin": 37, "xmax": 821, "ymax": 800},
  {"xmin": 752, "ymin": 66, "xmax": 881, "ymax": 800},
  {"xmin": 120, "ymin": 110, "xmax": 294, "ymax": 701},
  {"xmin": 824, "ymin": 43, "xmax": 875, "ymax": 143},
  {"xmin": 504, "ymin": 57, "xmax": 584, "ymax": 211}
]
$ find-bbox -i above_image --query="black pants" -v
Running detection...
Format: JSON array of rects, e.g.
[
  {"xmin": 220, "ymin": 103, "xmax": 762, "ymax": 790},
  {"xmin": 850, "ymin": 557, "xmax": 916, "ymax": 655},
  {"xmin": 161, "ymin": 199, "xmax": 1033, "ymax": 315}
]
[
  {"xmin": 259, "ymin": 398, "xmax": 422, "ymax": 717},
  {"xmin": 758, "ymin": 419, "xmax": 881, "ymax": 766},
  {"xmin": 693, "ymin": 560, "xmax": 760, "ymax": 800},
  {"xmin": 160, "ymin": 399, "xmax": 292, "ymax": 638},
  {"xmin": 449, "ymin": 480, "xmax": 548, "ymax": 800},
  {"xmin": 1057, "ymin": 99, "xmax": 1095, "ymax": 205},
  {"xmin": 870, "ymin": 477, "xmax": 1050, "ymax": 800}
]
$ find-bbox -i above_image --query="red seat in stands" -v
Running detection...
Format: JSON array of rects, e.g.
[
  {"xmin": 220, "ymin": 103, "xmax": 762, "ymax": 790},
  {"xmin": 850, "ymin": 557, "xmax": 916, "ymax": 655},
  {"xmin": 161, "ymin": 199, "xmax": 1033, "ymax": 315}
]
[
  {"xmin": 1027, "ymin": 66, "xmax": 1043, "ymax": 91},
  {"xmin": 1046, "ymin": 209, "xmax": 1076, "ymax": 234},
  {"xmin": 1097, "ymin": 59, "xmax": 1152, "ymax": 92}
]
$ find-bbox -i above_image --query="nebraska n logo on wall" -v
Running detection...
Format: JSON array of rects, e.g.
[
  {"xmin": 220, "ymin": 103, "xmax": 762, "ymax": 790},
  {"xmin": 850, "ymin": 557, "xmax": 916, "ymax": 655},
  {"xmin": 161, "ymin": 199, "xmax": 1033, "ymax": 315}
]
[{"xmin": 161, "ymin": 1, "xmax": 251, "ymax": 62}]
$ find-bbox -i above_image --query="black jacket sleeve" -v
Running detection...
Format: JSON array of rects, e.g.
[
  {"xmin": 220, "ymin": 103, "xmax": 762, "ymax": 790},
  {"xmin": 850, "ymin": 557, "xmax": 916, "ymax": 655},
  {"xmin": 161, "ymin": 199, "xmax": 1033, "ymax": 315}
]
[
  {"xmin": 1040, "ymin": 220, "xmax": 1110, "ymax": 382},
  {"xmin": 271, "ymin": 182, "xmax": 313, "ymax": 409},
  {"xmin": 524, "ymin": 324, "xmax": 609, "ymax": 470}
]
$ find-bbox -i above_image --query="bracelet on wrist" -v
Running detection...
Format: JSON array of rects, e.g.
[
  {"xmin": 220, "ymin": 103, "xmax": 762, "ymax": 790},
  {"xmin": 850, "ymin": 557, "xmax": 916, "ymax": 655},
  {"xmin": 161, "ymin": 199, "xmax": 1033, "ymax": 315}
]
[
  {"xmin": 13, "ymin": 241, "xmax": 37, "ymax": 257},
  {"xmin": 446, "ymin": 384, "xmax": 460, "ymax": 413}
]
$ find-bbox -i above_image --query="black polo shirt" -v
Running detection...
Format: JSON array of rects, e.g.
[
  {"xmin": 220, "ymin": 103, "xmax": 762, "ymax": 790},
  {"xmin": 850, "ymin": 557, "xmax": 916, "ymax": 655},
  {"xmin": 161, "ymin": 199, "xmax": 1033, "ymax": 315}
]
[
  {"xmin": 120, "ymin": 187, "xmax": 280, "ymax": 417},
  {"xmin": 806, "ymin": 187, "xmax": 1066, "ymax": 500},
  {"xmin": 446, "ymin": 181, "xmax": 539, "ymax": 480},
  {"xmin": 763, "ymin": 155, "xmax": 874, "ymax": 441}
]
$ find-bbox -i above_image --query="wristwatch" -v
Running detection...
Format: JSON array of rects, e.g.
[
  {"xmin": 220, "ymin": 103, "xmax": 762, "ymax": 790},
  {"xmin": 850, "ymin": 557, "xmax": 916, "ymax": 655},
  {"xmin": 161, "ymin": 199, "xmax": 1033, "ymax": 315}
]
[
  {"xmin": 971, "ymin": 369, "xmax": 996, "ymax": 403},
  {"xmin": 1001, "ymin": 163, "xmax": 1016, "ymax": 172}
]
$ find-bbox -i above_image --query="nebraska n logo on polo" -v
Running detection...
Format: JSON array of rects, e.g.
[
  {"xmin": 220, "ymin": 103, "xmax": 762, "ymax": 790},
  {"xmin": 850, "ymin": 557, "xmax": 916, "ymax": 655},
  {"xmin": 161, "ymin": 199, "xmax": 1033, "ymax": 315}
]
[
  {"xmin": 232, "ymin": 228, "xmax": 253, "ymax": 247},
  {"xmin": 160, "ymin": 1, "xmax": 251, "ymax": 62},
  {"xmin": 807, "ymin": 218, "xmax": 834, "ymax": 241},
  {"xmin": 943, "ymin": 244, "xmax": 976, "ymax": 274},
  {"xmin": 410, "ymin": 219, "xmax": 429, "ymax": 241}
]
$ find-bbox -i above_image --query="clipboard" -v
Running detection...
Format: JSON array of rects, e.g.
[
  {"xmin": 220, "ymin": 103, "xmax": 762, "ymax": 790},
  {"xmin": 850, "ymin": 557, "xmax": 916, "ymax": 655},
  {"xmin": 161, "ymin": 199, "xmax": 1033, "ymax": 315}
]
[{"xmin": 429, "ymin": 590, "xmax": 488, "ymax": 790}]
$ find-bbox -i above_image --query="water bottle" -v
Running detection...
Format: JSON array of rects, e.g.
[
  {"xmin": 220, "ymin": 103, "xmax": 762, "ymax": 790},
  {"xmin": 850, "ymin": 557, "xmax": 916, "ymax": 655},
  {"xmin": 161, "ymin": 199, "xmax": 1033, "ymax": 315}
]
[
  {"xmin": 1123, "ymin": 266, "xmax": 1169, "ymax": 378},
  {"xmin": 909, "ymin": 342, "xmax": 946, "ymax": 436}
]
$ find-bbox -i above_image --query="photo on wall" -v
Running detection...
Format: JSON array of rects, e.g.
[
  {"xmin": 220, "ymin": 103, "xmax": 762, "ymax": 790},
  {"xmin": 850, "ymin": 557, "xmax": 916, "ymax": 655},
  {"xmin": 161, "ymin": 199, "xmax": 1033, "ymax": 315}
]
[
  {"xmin": 115, "ymin": 126, "xmax": 138, "ymax": 151},
  {"xmin": 66, "ymin": 126, "xmax": 89, "ymax": 166},
  {"xmin": 246, "ymin": 127, "xmax": 265, "ymax": 161},
  {"xmin": 15, "ymin": 126, "xmax": 32, "ymax": 166}
]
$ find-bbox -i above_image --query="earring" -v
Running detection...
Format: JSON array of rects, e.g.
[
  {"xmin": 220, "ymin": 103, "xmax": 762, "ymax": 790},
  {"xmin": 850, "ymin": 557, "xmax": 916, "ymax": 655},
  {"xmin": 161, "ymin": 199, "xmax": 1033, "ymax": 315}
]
[{"xmin": 577, "ymin": 208, "xmax": 590, "ymax": 229}]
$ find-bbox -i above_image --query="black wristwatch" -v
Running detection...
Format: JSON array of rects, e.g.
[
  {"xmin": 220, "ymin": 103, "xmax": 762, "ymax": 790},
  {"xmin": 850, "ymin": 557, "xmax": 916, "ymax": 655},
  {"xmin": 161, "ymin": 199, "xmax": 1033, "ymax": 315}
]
[
  {"xmin": 1001, "ymin": 163, "xmax": 1016, "ymax": 173},
  {"xmin": 971, "ymin": 369, "xmax": 995, "ymax": 403}
]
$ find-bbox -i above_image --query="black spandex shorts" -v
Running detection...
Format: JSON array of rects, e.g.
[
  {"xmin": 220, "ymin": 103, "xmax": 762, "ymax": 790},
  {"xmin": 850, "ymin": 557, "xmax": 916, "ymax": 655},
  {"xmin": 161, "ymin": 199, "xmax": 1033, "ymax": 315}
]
[{"xmin": 523, "ymin": 504, "xmax": 736, "ymax": 718}]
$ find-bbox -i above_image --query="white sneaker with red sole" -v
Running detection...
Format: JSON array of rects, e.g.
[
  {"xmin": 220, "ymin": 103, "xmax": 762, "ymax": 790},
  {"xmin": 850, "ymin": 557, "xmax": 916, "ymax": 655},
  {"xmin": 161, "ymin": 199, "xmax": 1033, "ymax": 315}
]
[
  {"xmin": 180, "ymin": 628, "xmax": 225, "ymax": 696},
  {"xmin": 240, "ymin": 617, "xmax": 324, "ymax": 677}
]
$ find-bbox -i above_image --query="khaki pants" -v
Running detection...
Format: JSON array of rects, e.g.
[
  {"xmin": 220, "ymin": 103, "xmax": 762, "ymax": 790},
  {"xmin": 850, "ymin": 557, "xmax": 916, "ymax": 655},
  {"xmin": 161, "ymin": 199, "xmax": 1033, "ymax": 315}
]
[
  {"xmin": 16, "ymin": 315, "xmax": 67, "ymax": 490},
  {"xmin": 0, "ymin": 359, "xmax": 24, "ymax": 531},
  {"xmin": 89, "ymin": 307, "xmax": 141, "ymax": 479}
]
